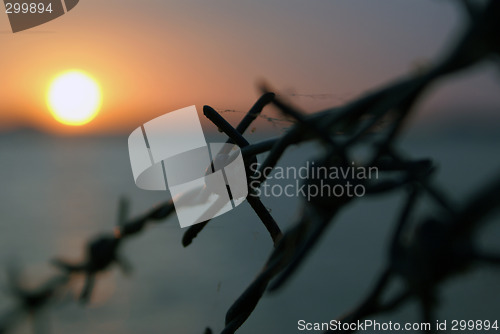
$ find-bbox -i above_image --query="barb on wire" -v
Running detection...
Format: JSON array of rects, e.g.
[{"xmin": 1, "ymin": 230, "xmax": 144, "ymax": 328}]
[
  {"xmin": 183, "ymin": 97, "xmax": 283, "ymax": 247},
  {"xmin": 1, "ymin": 264, "xmax": 68, "ymax": 334}
]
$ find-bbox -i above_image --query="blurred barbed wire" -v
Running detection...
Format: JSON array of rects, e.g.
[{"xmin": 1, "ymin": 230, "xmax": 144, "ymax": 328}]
[{"xmin": 1, "ymin": 1, "xmax": 500, "ymax": 333}]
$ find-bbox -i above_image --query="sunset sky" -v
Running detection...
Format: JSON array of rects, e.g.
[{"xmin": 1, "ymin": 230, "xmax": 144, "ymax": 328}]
[{"xmin": 1, "ymin": 0, "xmax": 499, "ymax": 135}]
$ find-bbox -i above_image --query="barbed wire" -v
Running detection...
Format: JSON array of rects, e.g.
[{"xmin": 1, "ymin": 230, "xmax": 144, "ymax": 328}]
[{"xmin": 1, "ymin": 1, "xmax": 500, "ymax": 333}]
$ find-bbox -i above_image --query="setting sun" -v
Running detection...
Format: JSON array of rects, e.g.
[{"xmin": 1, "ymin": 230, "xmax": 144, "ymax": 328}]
[{"xmin": 47, "ymin": 70, "xmax": 102, "ymax": 126}]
